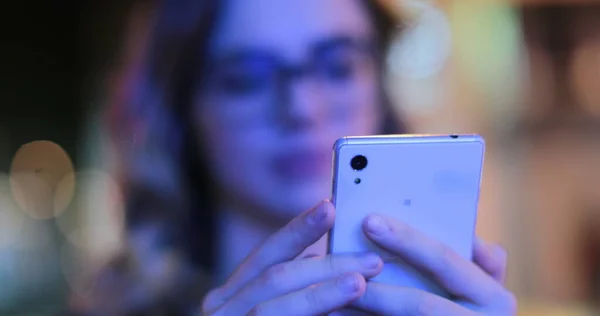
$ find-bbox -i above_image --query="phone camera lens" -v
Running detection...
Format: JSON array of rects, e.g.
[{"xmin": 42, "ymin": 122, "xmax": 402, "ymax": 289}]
[{"xmin": 351, "ymin": 155, "xmax": 368, "ymax": 171}]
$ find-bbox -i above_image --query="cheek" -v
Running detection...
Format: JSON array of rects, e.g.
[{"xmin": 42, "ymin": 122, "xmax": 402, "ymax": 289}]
[
  {"xmin": 327, "ymin": 79, "xmax": 381, "ymax": 135},
  {"xmin": 194, "ymin": 106, "xmax": 274, "ymax": 193}
]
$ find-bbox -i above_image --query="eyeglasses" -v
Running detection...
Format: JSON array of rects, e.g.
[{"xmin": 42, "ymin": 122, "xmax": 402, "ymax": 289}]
[{"xmin": 203, "ymin": 36, "xmax": 378, "ymax": 101}]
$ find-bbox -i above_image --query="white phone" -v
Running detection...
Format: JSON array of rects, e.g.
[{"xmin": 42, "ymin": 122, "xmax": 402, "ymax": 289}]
[{"xmin": 329, "ymin": 134, "xmax": 485, "ymax": 297}]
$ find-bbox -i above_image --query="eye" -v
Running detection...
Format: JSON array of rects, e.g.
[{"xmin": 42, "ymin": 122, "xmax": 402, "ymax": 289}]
[
  {"xmin": 212, "ymin": 56, "xmax": 278, "ymax": 96},
  {"xmin": 322, "ymin": 58, "xmax": 356, "ymax": 80},
  {"xmin": 217, "ymin": 70, "xmax": 269, "ymax": 95},
  {"xmin": 314, "ymin": 45, "xmax": 372, "ymax": 83}
]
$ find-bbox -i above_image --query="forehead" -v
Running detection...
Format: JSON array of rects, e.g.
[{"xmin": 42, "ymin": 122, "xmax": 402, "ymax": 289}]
[{"xmin": 211, "ymin": 0, "xmax": 373, "ymax": 57}]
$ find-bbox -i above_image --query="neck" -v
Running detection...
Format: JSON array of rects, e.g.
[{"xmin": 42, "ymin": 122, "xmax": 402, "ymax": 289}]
[{"xmin": 215, "ymin": 205, "xmax": 329, "ymax": 285}]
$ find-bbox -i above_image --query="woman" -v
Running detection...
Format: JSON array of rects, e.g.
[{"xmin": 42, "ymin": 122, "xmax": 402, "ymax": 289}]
[{"xmin": 94, "ymin": 0, "xmax": 517, "ymax": 314}]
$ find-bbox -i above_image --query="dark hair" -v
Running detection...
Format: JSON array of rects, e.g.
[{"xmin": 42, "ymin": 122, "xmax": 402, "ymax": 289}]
[{"xmin": 124, "ymin": 0, "xmax": 406, "ymax": 272}]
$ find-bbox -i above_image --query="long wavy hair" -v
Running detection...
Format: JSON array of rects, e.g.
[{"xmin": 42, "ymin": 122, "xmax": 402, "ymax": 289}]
[{"xmin": 110, "ymin": 0, "xmax": 407, "ymax": 274}]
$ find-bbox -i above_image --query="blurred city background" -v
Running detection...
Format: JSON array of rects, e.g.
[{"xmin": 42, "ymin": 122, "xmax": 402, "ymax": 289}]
[{"xmin": 1, "ymin": 0, "xmax": 599, "ymax": 314}]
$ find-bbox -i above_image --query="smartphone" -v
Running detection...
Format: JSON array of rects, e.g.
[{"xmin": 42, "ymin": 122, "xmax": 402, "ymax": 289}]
[{"xmin": 329, "ymin": 134, "xmax": 485, "ymax": 297}]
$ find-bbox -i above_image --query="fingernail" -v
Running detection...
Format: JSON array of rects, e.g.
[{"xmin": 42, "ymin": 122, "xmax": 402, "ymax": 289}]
[
  {"xmin": 361, "ymin": 252, "xmax": 381, "ymax": 269},
  {"xmin": 366, "ymin": 214, "xmax": 388, "ymax": 235},
  {"xmin": 307, "ymin": 201, "xmax": 328, "ymax": 225},
  {"xmin": 337, "ymin": 274, "xmax": 359, "ymax": 293}
]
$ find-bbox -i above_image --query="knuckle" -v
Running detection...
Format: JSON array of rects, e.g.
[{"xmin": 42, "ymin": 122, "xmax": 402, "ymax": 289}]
[
  {"xmin": 259, "ymin": 263, "xmax": 289, "ymax": 291},
  {"xmin": 414, "ymin": 295, "xmax": 439, "ymax": 316},
  {"xmin": 305, "ymin": 286, "xmax": 325, "ymax": 307},
  {"xmin": 286, "ymin": 220, "xmax": 306, "ymax": 249},
  {"xmin": 205, "ymin": 307, "xmax": 229, "ymax": 316},
  {"xmin": 201, "ymin": 288, "xmax": 225, "ymax": 313},
  {"xmin": 437, "ymin": 244, "xmax": 458, "ymax": 273},
  {"xmin": 298, "ymin": 253, "xmax": 320, "ymax": 260},
  {"xmin": 388, "ymin": 220, "xmax": 411, "ymax": 237},
  {"xmin": 492, "ymin": 245, "xmax": 508, "ymax": 265},
  {"xmin": 489, "ymin": 245, "xmax": 508, "ymax": 280},
  {"xmin": 387, "ymin": 220, "xmax": 404, "ymax": 237},
  {"xmin": 246, "ymin": 304, "xmax": 265, "ymax": 316},
  {"xmin": 327, "ymin": 255, "xmax": 340, "ymax": 273},
  {"xmin": 389, "ymin": 222, "xmax": 417, "ymax": 246}
]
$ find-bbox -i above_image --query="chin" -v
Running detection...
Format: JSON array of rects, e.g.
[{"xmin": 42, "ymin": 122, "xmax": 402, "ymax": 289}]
[{"xmin": 262, "ymin": 181, "xmax": 331, "ymax": 222}]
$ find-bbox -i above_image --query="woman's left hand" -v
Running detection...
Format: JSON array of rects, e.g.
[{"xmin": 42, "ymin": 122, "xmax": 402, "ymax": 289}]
[{"xmin": 350, "ymin": 214, "xmax": 517, "ymax": 316}]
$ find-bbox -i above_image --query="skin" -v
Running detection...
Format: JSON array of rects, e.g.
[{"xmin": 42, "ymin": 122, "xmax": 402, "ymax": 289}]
[
  {"xmin": 192, "ymin": 0, "xmax": 516, "ymax": 314},
  {"xmin": 201, "ymin": 201, "xmax": 517, "ymax": 315},
  {"xmin": 194, "ymin": 0, "xmax": 381, "ymax": 221}
]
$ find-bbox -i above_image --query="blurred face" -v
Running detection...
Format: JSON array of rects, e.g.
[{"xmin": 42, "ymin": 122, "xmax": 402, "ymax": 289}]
[{"xmin": 195, "ymin": 0, "xmax": 382, "ymax": 221}]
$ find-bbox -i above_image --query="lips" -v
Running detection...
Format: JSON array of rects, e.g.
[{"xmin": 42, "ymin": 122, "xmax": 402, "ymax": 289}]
[{"xmin": 271, "ymin": 149, "xmax": 332, "ymax": 181}]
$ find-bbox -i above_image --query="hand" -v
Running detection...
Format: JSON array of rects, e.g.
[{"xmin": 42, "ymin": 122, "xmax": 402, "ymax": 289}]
[
  {"xmin": 201, "ymin": 201, "xmax": 384, "ymax": 315},
  {"xmin": 350, "ymin": 214, "xmax": 517, "ymax": 316},
  {"xmin": 473, "ymin": 237, "xmax": 508, "ymax": 285}
]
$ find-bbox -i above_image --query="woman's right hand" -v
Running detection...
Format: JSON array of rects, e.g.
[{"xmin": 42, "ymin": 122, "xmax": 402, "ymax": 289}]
[{"xmin": 200, "ymin": 200, "xmax": 383, "ymax": 315}]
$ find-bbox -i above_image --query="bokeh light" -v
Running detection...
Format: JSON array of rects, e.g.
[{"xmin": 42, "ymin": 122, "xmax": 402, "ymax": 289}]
[
  {"xmin": 60, "ymin": 242, "xmax": 106, "ymax": 299},
  {"xmin": 385, "ymin": 0, "xmax": 452, "ymax": 122},
  {"xmin": 56, "ymin": 170, "xmax": 125, "ymax": 258},
  {"xmin": 0, "ymin": 173, "xmax": 26, "ymax": 249},
  {"xmin": 55, "ymin": 170, "xmax": 126, "ymax": 303},
  {"xmin": 387, "ymin": 0, "xmax": 452, "ymax": 80},
  {"xmin": 3, "ymin": 0, "xmax": 600, "ymax": 313},
  {"xmin": 9, "ymin": 141, "xmax": 75, "ymax": 219},
  {"xmin": 450, "ymin": 0, "xmax": 525, "ymax": 124}
]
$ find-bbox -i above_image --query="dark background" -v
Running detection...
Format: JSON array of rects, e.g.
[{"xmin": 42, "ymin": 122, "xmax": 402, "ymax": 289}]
[{"xmin": 0, "ymin": 0, "xmax": 138, "ymax": 172}]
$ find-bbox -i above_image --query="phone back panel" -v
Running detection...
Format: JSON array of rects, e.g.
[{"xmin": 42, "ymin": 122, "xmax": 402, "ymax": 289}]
[{"xmin": 329, "ymin": 135, "xmax": 485, "ymax": 296}]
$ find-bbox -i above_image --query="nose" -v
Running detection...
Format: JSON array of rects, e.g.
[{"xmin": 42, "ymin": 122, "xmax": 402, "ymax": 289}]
[{"xmin": 277, "ymin": 78, "xmax": 327, "ymax": 131}]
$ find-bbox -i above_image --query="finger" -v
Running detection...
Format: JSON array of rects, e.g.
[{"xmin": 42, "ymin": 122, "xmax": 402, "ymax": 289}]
[
  {"xmin": 246, "ymin": 272, "xmax": 366, "ymax": 316},
  {"xmin": 213, "ymin": 201, "xmax": 335, "ymax": 305},
  {"xmin": 363, "ymin": 214, "xmax": 501, "ymax": 305},
  {"xmin": 223, "ymin": 252, "xmax": 382, "ymax": 312},
  {"xmin": 352, "ymin": 282, "xmax": 475, "ymax": 316},
  {"xmin": 297, "ymin": 253, "xmax": 320, "ymax": 260},
  {"xmin": 473, "ymin": 238, "xmax": 508, "ymax": 283}
]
